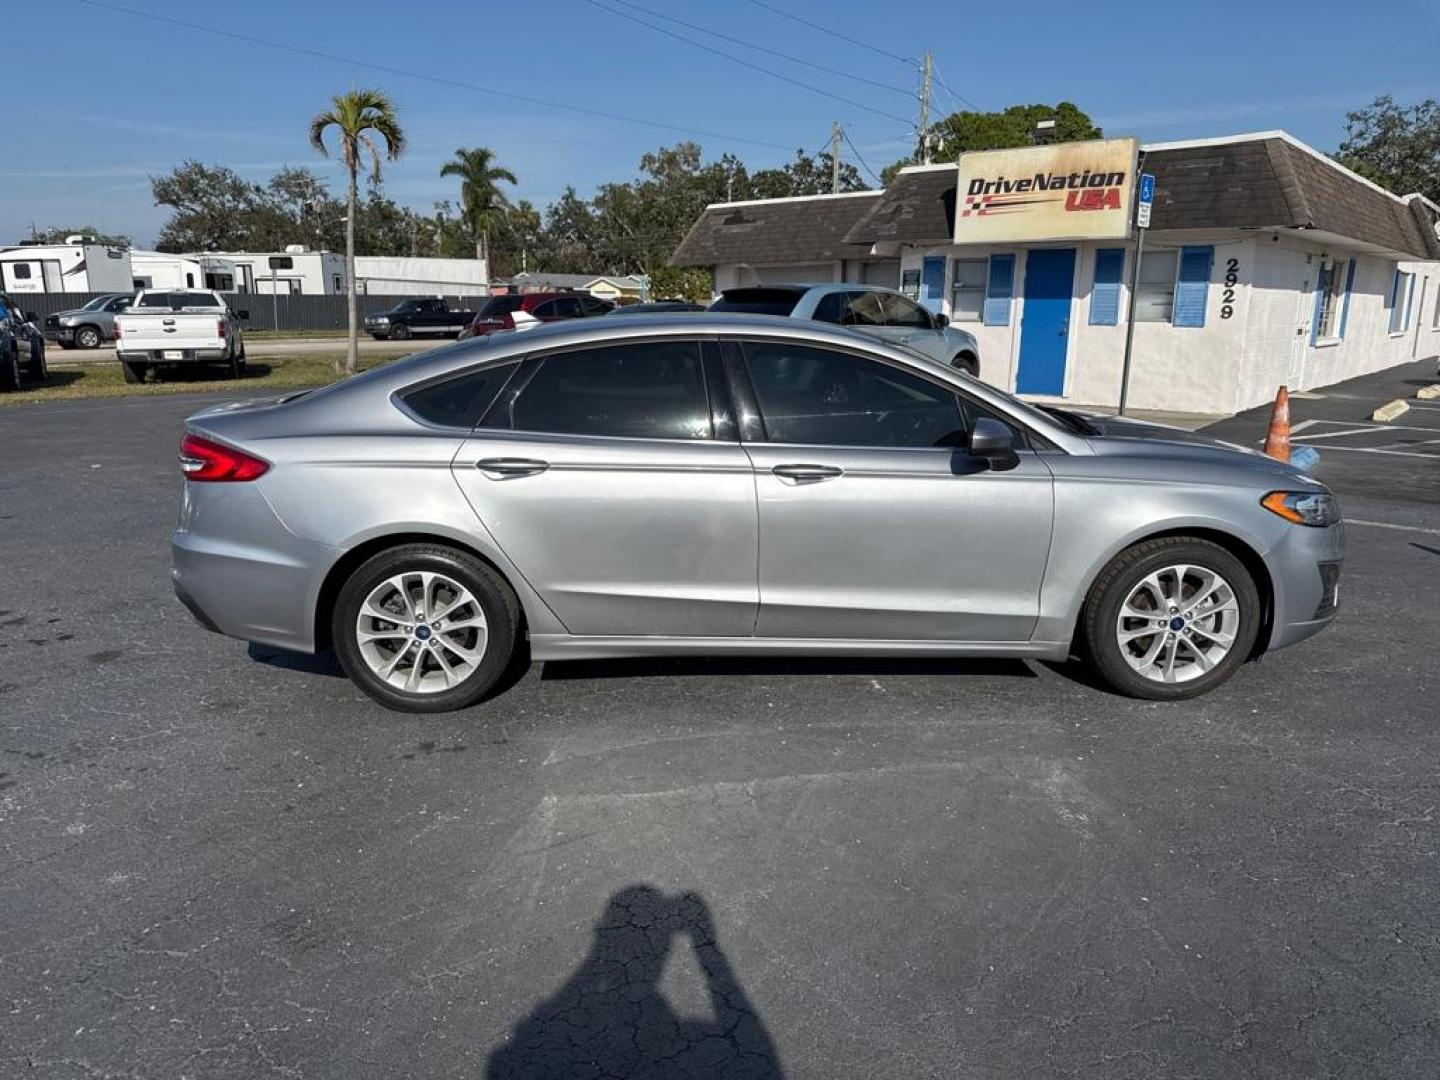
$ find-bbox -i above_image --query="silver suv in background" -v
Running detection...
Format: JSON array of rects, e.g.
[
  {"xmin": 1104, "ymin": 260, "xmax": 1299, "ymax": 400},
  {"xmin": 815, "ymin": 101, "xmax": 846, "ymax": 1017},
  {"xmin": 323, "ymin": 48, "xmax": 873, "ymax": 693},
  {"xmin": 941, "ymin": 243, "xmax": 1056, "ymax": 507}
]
[
  {"xmin": 43, "ymin": 293, "xmax": 133, "ymax": 349},
  {"xmin": 710, "ymin": 284, "xmax": 981, "ymax": 376}
]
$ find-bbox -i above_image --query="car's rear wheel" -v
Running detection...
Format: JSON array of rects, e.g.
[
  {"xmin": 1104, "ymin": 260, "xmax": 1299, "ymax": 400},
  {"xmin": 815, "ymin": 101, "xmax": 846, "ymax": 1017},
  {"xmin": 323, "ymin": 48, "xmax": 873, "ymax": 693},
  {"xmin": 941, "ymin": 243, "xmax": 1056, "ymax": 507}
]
[
  {"xmin": 1082, "ymin": 537, "xmax": 1259, "ymax": 700},
  {"xmin": 332, "ymin": 544, "xmax": 520, "ymax": 713},
  {"xmin": 388, "ymin": 322, "xmax": 412, "ymax": 341},
  {"xmin": 75, "ymin": 325, "xmax": 102, "ymax": 350},
  {"xmin": 121, "ymin": 360, "xmax": 147, "ymax": 384}
]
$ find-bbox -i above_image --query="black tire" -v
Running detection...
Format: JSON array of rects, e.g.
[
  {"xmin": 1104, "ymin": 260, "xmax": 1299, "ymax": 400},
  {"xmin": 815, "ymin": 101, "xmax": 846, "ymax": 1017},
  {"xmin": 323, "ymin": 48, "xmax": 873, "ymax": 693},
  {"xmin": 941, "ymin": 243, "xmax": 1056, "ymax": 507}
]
[
  {"xmin": 388, "ymin": 322, "xmax": 412, "ymax": 341},
  {"xmin": 74, "ymin": 325, "xmax": 102, "ymax": 350},
  {"xmin": 26, "ymin": 339, "xmax": 47, "ymax": 384},
  {"xmin": 953, "ymin": 352, "xmax": 979, "ymax": 378},
  {"xmin": 121, "ymin": 360, "xmax": 147, "ymax": 384},
  {"xmin": 332, "ymin": 544, "xmax": 521, "ymax": 713},
  {"xmin": 1080, "ymin": 537, "xmax": 1260, "ymax": 701},
  {"xmin": 0, "ymin": 345, "xmax": 19, "ymax": 392}
]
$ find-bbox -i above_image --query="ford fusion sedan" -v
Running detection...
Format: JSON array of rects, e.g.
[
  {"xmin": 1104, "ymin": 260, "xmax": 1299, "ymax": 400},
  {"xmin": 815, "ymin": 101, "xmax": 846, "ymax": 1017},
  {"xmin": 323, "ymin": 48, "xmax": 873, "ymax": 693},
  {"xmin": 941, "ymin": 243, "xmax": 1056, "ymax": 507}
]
[
  {"xmin": 172, "ymin": 315, "xmax": 1342, "ymax": 713},
  {"xmin": 709, "ymin": 284, "xmax": 981, "ymax": 376}
]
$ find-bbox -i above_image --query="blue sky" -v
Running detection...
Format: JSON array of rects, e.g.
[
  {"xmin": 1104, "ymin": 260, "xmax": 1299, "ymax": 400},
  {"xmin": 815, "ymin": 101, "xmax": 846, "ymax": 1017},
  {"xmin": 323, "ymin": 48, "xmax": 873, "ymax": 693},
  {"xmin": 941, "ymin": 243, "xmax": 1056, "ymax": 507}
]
[{"xmin": 3, "ymin": 0, "xmax": 1436, "ymax": 246}]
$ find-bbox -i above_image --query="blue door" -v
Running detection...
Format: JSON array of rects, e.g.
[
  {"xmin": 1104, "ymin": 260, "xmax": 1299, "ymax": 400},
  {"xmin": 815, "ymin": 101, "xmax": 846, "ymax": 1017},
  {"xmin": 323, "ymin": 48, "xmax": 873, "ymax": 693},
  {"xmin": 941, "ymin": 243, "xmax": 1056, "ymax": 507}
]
[
  {"xmin": 920, "ymin": 256, "xmax": 946, "ymax": 313},
  {"xmin": 1016, "ymin": 248, "xmax": 1076, "ymax": 395}
]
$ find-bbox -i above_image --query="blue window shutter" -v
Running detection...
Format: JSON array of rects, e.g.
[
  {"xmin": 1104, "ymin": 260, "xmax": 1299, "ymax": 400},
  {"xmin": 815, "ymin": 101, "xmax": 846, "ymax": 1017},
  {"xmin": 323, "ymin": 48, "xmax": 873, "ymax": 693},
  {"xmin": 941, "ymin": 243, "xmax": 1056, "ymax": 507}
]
[
  {"xmin": 1089, "ymin": 248, "xmax": 1124, "ymax": 326},
  {"xmin": 1173, "ymin": 245, "xmax": 1213, "ymax": 328},
  {"xmin": 983, "ymin": 254, "xmax": 1014, "ymax": 326},
  {"xmin": 1387, "ymin": 269, "xmax": 1402, "ymax": 332},
  {"xmin": 1337, "ymin": 258, "xmax": 1356, "ymax": 338},
  {"xmin": 1310, "ymin": 263, "xmax": 1326, "ymax": 345},
  {"xmin": 1403, "ymin": 272, "xmax": 1415, "ymax": 330}
]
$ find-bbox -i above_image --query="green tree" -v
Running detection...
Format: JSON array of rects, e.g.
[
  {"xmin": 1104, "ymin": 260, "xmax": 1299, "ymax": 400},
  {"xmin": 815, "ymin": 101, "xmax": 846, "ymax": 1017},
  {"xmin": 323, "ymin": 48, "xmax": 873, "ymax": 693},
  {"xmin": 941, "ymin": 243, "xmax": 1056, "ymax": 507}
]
[
  {"xmin": 31, "ymin": 225, "xmax": 132, "ymax": 247},
  {"xmin": 1336, "ymin": 95, "xmax": 1440, "ymax": 202},
  {"xmin": 881, "ymin": 102, "xmax": 1104, "ymax": 182},
  {"xmin": 439, "ymin": 147, "xmax": 517, "ymax": 265},
  {"xmin": 309, "ymin": 88, "xmax": 406, "ymax": 375},
  {"xmin": 751, "ymin": 149, "xmax": 866, "ymax": 199},
  {"xmin": 152, "ymin": 161, "xmax": 268, "ymax": 252}
]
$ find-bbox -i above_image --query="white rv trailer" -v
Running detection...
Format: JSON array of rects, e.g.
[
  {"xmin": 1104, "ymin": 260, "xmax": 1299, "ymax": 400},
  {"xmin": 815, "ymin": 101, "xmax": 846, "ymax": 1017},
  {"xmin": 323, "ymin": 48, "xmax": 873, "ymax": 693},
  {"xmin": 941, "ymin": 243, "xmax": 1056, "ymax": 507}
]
[
  {"xmin": 0, "ymin": 238, "xmax": 134, "ymax": 293},
  {"xmin": 129, "ymin": 250, "xmax": 239, "ymax": 293}
]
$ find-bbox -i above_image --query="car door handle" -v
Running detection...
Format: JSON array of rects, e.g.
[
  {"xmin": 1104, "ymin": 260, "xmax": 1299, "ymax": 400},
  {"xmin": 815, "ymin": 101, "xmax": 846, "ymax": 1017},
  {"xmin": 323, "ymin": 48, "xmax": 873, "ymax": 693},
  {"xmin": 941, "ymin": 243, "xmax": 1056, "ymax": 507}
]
[
  {"xmin": 475, "ymin": 457, "xmax": 549, "ymax": 479},
  {"xmin": 772, "ymin": 463, "xmax": 843, "ymax": 484}
]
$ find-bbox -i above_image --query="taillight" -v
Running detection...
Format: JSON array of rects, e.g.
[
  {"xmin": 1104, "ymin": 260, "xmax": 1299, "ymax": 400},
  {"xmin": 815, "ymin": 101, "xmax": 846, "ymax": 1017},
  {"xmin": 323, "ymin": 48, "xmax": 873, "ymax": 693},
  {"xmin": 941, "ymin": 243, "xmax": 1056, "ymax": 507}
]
[
  {"xmin": 218, "ymin": 319, "xmax": 227, "ymax": 339},
  {"xmin": 114, "ymin": 321, "xmax": 123, "ymax": 338},
  {"xmin": 179, "ymin": 433, "xmax": 269, "ymax": 482}
]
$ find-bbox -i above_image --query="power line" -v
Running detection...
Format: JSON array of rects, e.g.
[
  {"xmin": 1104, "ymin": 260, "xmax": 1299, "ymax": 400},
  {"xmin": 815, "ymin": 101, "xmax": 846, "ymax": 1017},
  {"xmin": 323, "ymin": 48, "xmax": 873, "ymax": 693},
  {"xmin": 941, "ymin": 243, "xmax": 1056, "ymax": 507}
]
[
  {"xmin": 600, "ymin": 0, "xmax": 912, "ymax": 97},
  {"xmin": 744, "ymin": 0, "xmax": 915, "ymax": 66},
  {"xmin": 585, "ymin": 0, "xmax": 913, "ymax": 126},
  {"xmin": 73, "ymin": 0, "xmax": 797, "ymax": 154},
  {"xmin": 839, "ymin": 126, "xmax": 885, "ymax": 187},
  {"xmin": 930, "ymin": 62, "xmax": 984, "ymax": 114}
]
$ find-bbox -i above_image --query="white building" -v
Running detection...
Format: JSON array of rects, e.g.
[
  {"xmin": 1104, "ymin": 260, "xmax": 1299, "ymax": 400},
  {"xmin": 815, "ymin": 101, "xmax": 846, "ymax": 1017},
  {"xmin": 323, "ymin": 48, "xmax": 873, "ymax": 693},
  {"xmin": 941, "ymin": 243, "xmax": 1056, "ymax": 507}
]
[
  {"xmin": 673, "ymin": 131, "xmax": 1440, "ymax": 415},
  {"xmin": 0, "ymin": 238, "xmax": 133, "ymax": 293}
]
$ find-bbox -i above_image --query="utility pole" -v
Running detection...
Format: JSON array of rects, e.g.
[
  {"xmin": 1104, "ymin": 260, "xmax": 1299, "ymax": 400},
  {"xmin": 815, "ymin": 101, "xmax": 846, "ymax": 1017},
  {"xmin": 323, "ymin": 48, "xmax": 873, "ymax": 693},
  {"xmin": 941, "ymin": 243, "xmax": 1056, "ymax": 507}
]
[
  {"xmin": 830, "ymin": 121, "xmax": 842, "ymax": 193},
  {"xmin": 917, "ymin": 50, "xmax": 933, "ymax": 164}
]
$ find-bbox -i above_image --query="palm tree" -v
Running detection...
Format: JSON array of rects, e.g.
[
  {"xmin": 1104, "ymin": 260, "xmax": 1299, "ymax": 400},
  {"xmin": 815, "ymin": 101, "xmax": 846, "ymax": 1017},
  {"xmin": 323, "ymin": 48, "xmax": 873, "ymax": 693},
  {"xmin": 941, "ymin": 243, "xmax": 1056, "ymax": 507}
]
[
  {"xmin": 309, "ymin": 89, "xmax": 406, "ymax": 375},
  {"xmin": 440, "ymin": 147, "xmax": 517, "ymax": 266}
]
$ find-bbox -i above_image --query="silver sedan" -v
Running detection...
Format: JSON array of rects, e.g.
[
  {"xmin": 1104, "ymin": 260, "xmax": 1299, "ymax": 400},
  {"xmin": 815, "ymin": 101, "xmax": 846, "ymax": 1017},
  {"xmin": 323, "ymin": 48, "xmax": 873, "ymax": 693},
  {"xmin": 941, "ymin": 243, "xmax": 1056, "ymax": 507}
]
[{"xmin": 172, "ymin": 314, "xmax": 1343, "ymax": 712}]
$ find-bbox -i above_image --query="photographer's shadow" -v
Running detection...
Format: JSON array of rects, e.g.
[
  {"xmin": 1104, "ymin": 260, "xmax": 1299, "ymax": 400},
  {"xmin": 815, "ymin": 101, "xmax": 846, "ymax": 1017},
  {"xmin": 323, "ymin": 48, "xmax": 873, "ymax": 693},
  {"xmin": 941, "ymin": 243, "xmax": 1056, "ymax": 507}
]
[{"xmin": 487, "ymin": 884, "xmax": 785, "ymax": 1079}]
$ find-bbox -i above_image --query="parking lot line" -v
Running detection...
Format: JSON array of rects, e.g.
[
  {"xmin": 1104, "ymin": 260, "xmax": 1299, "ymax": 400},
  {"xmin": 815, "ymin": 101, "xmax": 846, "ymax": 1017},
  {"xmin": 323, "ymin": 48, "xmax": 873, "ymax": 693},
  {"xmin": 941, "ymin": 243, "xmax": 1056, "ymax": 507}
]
[
  {"xmin": 1312, "ymin": 445, "xmax": 1439, "ymax": 459},
  {"xmin": 1344, "ymin": 518, "xmax": 1440, "ymax": 536}
]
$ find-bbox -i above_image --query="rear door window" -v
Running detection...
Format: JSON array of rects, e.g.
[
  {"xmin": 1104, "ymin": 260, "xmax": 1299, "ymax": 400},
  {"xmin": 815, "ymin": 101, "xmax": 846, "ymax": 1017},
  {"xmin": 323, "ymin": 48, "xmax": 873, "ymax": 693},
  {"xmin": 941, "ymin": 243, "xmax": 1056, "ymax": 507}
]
[
  {"xmin": 742, "ymin": 341, "xmax": 966, "ymax": 448},
  {"xmin": 510, "ymin": 341, "xmax": 710, "ymax": 440}
]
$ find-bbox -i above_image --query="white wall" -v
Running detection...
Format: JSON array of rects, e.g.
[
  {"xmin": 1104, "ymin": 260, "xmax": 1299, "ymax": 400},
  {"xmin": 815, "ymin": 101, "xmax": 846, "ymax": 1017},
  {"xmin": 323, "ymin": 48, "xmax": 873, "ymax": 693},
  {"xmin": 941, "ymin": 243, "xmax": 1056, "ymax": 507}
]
[
  {"xmin": 354, "ymin": 256, "xmax": 489, "ymax": 296},
  {"xmin": 713, "ymin": 262, "xmax": 842, "ymax": 293}
]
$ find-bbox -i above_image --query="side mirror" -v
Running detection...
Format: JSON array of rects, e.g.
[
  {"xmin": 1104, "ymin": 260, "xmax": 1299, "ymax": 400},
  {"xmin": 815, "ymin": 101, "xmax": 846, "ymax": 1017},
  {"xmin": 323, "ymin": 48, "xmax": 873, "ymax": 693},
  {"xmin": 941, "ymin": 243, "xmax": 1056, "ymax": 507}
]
[
  {"xmin": 234, "ymin": 310, "xmax": 249, "ymax": 321},
  {"xmin": 934, "ymin": 312, "xmax": 949, "ymax": 328},
  {"xmin": 968, "ymin": 417, "xmax": 1020, "ymax": 471}
]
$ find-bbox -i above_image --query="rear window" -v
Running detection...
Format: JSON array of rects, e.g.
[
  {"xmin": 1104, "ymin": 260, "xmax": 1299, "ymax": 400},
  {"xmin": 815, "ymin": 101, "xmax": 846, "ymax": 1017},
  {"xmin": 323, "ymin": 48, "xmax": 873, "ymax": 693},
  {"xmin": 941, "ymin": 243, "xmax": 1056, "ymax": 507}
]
[
  {"xmin": 477, "ymin": 296, "xmax": 525, "ymax": 317},
  {"xmin": 135, "ymin": 291, "xmax": 221, "ymax": 309},
  {"xmin": 709, "ymin": 288, "xmax": 804, "ymax": 317}
]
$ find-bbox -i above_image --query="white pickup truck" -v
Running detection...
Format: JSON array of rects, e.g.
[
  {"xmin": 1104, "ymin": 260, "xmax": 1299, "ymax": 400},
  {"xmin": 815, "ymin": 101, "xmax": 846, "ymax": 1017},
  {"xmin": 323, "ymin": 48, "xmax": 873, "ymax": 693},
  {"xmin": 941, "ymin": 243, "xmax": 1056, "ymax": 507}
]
[{"xmin": 114, "ymin": 289, "xmax": 250, "ymax": 383}]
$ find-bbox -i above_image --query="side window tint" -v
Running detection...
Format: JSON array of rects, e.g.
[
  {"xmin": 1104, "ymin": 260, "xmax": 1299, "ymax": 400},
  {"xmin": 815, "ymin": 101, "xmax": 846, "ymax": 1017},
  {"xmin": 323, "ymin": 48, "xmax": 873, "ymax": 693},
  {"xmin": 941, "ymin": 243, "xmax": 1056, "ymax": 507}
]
[
  {"xmin": 883, "ymin": 294, "xmax": 931, "ymax": 328},
  {"xmin": 811, "ymin": 292, "xmax": 845, "ymax": 323},
  {"xmin": 401, "ymin": 362, "xmax": 516, "ymax": 428},
  {"xmin": 512, "ymin": 341, "xmax": 710, "ymax": 440},
  {"xmin": 840, "ymin": 291, "xmax": 885, "ymax": 326},
  {"xmin": 744, "ymin": 342, "xmax": 965, "ymax": 449},
  {"xmin": 532, "ymin": 300, "xmax": 557, "ymax": 318}
]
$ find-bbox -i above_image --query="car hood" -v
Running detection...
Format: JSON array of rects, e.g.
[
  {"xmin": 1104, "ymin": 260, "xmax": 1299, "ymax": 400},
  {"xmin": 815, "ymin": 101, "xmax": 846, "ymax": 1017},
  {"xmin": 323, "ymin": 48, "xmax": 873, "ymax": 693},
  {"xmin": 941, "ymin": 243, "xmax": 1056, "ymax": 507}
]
[
  {"xmin": 50, "ymin": 309, "xmax": 92, "ymax": 320},
  {"xmin": 1079, "ymin": 412, "xmax": 1320, "ymax": 482}
]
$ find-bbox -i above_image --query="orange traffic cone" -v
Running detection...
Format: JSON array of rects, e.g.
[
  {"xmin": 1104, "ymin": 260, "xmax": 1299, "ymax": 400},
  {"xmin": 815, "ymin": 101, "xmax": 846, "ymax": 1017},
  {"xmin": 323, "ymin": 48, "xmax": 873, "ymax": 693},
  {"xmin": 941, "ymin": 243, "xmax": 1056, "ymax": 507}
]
[{"xmin": 1263, "ymin": 385, "xmax": 1291, "ymax": 462}]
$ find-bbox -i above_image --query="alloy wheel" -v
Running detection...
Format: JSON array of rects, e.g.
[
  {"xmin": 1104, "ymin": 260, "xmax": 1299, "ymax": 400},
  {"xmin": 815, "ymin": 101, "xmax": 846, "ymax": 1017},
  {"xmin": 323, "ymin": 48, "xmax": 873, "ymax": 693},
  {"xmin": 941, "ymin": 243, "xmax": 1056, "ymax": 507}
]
[
  {"xmin": 1115, "ymin": 564, "xmax": 1240, "ymax": 684},
  {"xmin": 354, "ymin": 571, "xmax": 489, "ymax": 694}
]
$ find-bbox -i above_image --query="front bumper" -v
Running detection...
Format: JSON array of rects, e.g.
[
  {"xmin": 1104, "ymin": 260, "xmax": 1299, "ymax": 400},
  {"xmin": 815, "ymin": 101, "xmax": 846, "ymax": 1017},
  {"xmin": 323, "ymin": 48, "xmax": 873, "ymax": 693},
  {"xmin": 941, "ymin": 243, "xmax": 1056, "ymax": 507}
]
[
  {"xmin": 1265, "ymin": 520, "xmax": 1345, "ymax": 651},
  {"xmin": 44, "ymin": 325, "xmax": 75, "ymax": 344}
]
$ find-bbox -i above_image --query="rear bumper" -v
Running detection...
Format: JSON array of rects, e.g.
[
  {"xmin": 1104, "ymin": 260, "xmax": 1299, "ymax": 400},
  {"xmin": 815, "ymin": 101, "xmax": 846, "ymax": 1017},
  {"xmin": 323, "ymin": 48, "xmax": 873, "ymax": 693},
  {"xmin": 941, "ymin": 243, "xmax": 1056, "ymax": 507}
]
[
  {"xmin": 1265, "ymin": 520, "xmax": 1345, "ymax": 651},
  {"xmin": 119, "ymin": 348, "xmax": 231, "ymax": 362},
  {"xmin": 171, "ymin": 482, "xmax": 333, "ymax": 652}
]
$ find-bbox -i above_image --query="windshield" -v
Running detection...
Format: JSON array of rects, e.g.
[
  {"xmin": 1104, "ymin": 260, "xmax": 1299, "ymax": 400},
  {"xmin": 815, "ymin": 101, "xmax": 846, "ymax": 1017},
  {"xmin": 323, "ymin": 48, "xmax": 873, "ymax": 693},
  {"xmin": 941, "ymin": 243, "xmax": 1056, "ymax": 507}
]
[
  {"xmin": 477, "ymin": 296, "xmax": 525, "ymax": 317},
  {"xmin": 81, "ymin": 296, "xmax": 115, "ymax": 311}
]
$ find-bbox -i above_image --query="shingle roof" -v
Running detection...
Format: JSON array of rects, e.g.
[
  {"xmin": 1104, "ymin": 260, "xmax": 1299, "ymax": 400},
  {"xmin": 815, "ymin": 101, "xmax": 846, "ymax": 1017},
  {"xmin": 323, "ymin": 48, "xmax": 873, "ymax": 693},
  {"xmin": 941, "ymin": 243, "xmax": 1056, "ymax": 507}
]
[
  {"xmin": 836, "ymin": 134, "xmax": 1440, "ymax": 260},
  {"xmin": 841, "ymin": 166, "xmax": 956, "ymax": 246},
  {"xmin": 670, "ymin": 191, "xmax": 882, "ymax": 268},
  {"xmin": 502, "ymin": 272, "xmax": 647, "ymax": 289}
]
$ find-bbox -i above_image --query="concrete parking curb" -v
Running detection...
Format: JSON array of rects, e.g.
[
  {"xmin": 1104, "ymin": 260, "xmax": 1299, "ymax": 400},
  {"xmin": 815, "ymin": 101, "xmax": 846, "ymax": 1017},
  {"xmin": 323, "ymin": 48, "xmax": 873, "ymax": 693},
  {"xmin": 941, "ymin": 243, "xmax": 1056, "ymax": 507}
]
[
  {"xmin": 1371, "ymin": 399, "xmax": 1411, "ymax": 422},
  {"xmin": 1416, "ymin": 384, "xmax": 1440, "ymax": 401}
]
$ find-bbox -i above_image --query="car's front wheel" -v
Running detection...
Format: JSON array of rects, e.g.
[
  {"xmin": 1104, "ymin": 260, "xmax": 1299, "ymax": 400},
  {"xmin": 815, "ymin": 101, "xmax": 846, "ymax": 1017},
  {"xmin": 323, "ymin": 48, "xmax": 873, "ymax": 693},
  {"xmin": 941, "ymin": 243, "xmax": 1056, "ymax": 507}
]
[
  {"xmin": 388, "ymin": 322, "xmax": 412, "ymax": 341},
  {"xmin": 75, "ymin": 325, "xmax": 102, "ymax": 350},
  {"xmin": 332, "ymin": 544, "xmax": 520, "ymax": 713},
  {"xmin": 1081, "ymin": 537, "xmax": 1260, "ymax": 700}
]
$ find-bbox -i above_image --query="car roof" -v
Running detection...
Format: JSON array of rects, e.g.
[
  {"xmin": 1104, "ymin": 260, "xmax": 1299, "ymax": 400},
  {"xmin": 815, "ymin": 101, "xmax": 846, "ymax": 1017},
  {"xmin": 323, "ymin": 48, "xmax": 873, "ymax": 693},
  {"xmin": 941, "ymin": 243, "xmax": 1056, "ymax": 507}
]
[{"xmin": 721, "ymin": 282, "xmax": 903, "ymax": 297}]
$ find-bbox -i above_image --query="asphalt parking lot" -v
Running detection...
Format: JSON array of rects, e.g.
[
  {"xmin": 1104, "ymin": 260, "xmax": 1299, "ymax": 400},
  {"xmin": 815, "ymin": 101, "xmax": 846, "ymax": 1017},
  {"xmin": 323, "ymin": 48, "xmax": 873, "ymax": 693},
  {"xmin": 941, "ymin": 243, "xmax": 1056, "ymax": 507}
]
[{"xmin": 3, "ymin": 362, "xmax": 1438, "ymax": 1078}]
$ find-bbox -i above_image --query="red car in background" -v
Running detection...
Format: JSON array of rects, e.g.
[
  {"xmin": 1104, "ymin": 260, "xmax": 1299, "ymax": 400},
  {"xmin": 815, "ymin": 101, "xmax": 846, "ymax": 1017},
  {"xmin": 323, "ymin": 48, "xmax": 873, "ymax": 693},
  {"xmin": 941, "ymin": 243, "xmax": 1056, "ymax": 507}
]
[{"xmin": 462, "ymin": 291, "xmax": 615, "ymax": 338}]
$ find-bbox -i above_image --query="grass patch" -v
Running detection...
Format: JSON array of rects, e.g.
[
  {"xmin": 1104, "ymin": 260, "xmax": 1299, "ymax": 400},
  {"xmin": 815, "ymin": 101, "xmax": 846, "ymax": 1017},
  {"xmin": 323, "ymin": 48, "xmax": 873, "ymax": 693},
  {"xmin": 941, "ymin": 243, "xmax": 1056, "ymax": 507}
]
[
  {"xmin": 241, "ymin": 328, "xmax": 353, "ymax": 340},
  {"xmin": 1, "ymin": 354, "xmax": 402, "ymax": 406}
]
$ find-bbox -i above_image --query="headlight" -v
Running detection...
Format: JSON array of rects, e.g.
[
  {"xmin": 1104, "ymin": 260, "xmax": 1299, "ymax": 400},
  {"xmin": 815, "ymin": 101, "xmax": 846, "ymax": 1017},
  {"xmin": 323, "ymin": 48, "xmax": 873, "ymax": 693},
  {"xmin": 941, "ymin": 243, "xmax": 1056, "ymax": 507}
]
[{"xmin": 1262, "ymin": 490, "xmax": 1339, "ymax": 527}]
